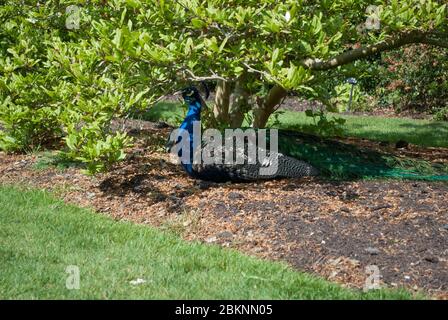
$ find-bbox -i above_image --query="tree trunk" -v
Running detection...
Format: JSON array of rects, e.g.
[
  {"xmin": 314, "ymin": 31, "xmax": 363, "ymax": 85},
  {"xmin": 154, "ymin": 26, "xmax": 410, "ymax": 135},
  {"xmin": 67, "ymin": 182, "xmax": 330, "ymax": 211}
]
[
  {"xmin": 213, "ymin": 80, "xmax": 232, "ymax": 124},
  {"xmin": 228, "ymin": 77, "xmax": 249, "ymax": 128},
  {"xmin": 252, "ymin": 85, "xmax": 287, "ymax": 128}
]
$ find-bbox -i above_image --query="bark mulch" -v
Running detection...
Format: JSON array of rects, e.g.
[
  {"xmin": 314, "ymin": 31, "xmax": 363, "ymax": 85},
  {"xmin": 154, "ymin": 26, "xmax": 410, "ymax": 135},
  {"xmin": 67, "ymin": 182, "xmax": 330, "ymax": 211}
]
[{"xmin": 0, "ymin": 120, "xmax": 447, "ymax": 299}]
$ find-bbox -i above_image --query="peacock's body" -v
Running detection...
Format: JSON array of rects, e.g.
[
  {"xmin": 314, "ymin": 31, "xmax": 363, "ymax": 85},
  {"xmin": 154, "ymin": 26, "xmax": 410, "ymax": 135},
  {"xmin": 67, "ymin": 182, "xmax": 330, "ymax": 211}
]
[
  {"xmin": 190, "ymin": 147, "xmax": 319, "ymax": 182},
  {"xmin": 167, "ymin": 87, "xmax": 448, "ymax": 183}
]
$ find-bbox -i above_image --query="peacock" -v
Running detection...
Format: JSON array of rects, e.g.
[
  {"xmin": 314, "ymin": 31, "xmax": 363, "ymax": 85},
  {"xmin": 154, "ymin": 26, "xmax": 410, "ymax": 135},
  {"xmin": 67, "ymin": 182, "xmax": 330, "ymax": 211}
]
[{"xmin": 166, "ymin": 86, "xmax": 448, "ymax": 183}]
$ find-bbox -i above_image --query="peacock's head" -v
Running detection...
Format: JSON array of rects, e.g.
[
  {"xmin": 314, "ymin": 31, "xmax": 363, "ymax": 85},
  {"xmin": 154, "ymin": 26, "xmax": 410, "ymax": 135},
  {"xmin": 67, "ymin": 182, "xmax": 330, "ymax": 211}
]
[
  {"xmin": 180, "ymin": 82, "xmax": 209, "ymax": 106},
  {"xmin": 181, "ymin": 86, "xmax": 203, "ymax": 106}
]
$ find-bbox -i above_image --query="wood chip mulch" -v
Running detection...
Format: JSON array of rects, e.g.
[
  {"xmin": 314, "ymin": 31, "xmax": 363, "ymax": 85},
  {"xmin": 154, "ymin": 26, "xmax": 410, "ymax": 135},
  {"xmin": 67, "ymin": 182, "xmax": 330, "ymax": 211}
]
[{"xmin": 1, "ymin": 120, "xmax": 447, "ymax": 299}]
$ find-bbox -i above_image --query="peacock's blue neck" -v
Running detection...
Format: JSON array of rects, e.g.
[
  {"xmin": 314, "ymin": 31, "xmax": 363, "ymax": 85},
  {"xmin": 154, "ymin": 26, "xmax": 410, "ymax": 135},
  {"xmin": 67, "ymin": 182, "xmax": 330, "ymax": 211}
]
[
  {"xmin": 178, "ymin": 99, "xmax": 202, "ymax": 175},
  {"xmin": 179, "ymin": 99, "xmax": 201, "ymax": 134}
]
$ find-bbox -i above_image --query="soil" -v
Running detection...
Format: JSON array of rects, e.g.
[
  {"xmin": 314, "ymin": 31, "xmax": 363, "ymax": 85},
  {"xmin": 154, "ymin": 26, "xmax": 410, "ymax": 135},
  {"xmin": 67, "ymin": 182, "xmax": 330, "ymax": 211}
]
[{"xmin": 1, "ymin": 119, "xmax": 447, "ymax": 299}]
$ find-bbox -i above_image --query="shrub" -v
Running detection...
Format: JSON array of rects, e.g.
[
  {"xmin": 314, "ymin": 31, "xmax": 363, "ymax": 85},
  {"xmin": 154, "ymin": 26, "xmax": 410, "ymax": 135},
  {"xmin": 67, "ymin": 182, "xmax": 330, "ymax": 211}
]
[
  {"xmin": 0, "ymin": 2, "xmax": 150, "ymax": 173},
  {"xmin": 0, "ymin": 97, "xmax": 61, "ymax": 152},
  {"xmin": 65, "ymin": 129, "xmax": 131, "ymax": 174},
  {"xmin": 330, "ymin": 82, "xmax": 366, "ymax": 113},
  {"xmin": 376, "ymin": 45, "xmax": 448, "ymax": 118}
]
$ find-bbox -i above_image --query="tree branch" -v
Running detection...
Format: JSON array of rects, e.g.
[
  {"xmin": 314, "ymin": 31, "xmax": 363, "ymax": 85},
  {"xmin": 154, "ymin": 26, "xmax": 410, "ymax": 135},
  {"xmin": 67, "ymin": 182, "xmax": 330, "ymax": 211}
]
[
  {"xmin": 182, "ymin": 68, "xmax": 228, "ymax": 82},
  {"xmin": 246, "ymin": 30, "xmax": 447, "ymax": 128},
  {"xmin": 422, "ymin": 34, "xmax": 448, "ymax": 49},
  {"xmin": 301, "ymin": 30, "xmax": 448, "ymax": 71},
  {"xmin": 242, "ymin": 62, "xmax": 275, "ymax": 81}
]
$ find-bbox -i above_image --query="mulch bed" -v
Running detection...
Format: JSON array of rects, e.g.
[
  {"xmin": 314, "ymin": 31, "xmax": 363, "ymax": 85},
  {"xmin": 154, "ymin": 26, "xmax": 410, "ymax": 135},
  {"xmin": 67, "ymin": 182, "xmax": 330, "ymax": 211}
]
[{"xmin": 1, "ymin": 120, "xmax": 447, "ymax": 299}]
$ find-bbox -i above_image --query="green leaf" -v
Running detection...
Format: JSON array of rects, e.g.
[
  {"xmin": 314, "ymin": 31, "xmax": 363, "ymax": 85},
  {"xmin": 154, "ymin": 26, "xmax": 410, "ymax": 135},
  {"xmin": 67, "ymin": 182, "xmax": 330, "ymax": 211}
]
[
  {"xmin": 234, "ymin": 66, "xmax": 244, "ymax": 74},
  {"xmin": 120, "ymin": 8, "xmax": 127, "ymax": 26},
  {"xmin": 272, "ymin": 48, "xmax": 280, "ymax": 63},
  {"xmin": 191, "ymin": 18, "xmax": 205, "ymax": 29},
  {"xmin": 218, "ymin": 36, "xmax": 229, "ymax": 53},
  {"xmin": 112, "ymin": 29, "xmax": 122, "ymax": 48}
]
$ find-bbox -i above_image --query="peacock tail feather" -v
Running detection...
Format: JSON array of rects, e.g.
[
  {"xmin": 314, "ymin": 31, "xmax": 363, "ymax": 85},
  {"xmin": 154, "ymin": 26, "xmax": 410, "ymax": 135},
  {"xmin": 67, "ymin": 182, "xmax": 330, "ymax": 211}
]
[{"xmin": 273, "ymin": 129, "xmax": 448, "ymax": 181}]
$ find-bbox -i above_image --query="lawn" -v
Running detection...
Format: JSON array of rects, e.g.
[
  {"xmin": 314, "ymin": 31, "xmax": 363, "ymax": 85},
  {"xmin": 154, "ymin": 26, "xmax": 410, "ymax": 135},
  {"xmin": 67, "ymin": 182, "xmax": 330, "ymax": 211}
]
[
  {"xmin": 276, "ymin": 110, "xmax": 448, "ymax": 148},
  {"xmin": 140, "ymin": 102, "xmax": 448, "ymax": 148},
  {"xmin": 0, "ymin": 185, "xmax": 414, "ymax": 299}
]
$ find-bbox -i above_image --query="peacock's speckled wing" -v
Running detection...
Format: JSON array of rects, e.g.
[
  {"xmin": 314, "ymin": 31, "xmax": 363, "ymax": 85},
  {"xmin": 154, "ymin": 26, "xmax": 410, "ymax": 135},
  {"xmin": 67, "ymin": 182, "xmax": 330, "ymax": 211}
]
[{"xmin": 191, "ymin": 142, "xmax": 318, "ymax": 182}]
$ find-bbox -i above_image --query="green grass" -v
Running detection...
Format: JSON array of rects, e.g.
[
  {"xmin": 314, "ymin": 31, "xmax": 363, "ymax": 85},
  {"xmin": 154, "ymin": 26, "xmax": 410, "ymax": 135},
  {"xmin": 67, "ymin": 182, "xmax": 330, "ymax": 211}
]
[
  {"xmin": 0, "ymin": 185, "xmax": 414, "ymax": 299},
  {"xmin": 135, "ymin": 101, "xmax": 187, "ymax": 125},
  {"xmin": 143, "ymin": 103, "xmax": 448, "ymax": 148},
  {"xmin": 32, "ymin": 151, "xmax": 82, "ymax": 171}
]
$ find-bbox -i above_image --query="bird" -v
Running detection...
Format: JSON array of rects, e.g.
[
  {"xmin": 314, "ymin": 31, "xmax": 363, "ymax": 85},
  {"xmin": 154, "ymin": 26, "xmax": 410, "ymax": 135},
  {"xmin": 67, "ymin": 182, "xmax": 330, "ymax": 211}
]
[{"xmin": 166, "ymin": 86, "xmax": 448, "ymax": 183}]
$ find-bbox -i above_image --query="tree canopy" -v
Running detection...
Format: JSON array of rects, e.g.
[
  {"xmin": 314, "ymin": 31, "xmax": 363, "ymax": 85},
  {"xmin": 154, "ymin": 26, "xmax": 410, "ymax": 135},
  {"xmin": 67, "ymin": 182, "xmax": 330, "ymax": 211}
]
[{"xmin": 0, "ymin": 0, "xmax": 447, "ymax": 171}]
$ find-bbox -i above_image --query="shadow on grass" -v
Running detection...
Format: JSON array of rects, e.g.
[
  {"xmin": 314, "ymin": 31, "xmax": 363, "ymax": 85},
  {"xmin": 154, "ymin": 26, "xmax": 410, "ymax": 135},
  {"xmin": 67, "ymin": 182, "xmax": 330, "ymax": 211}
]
[
  {"xmin": 345, "ymin": 121, "xmax": 448, "ymax": 147},
  {"xmin": 281, "ymin": 120, "xmax": 448, "ymax": 148},
  {"xmin": 396, "ymin": 122, "xmax": 448, "ymax": 147},
  {"xmin": 277, "ymin": 123, "xmax": 333, "ymax": 138}
]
